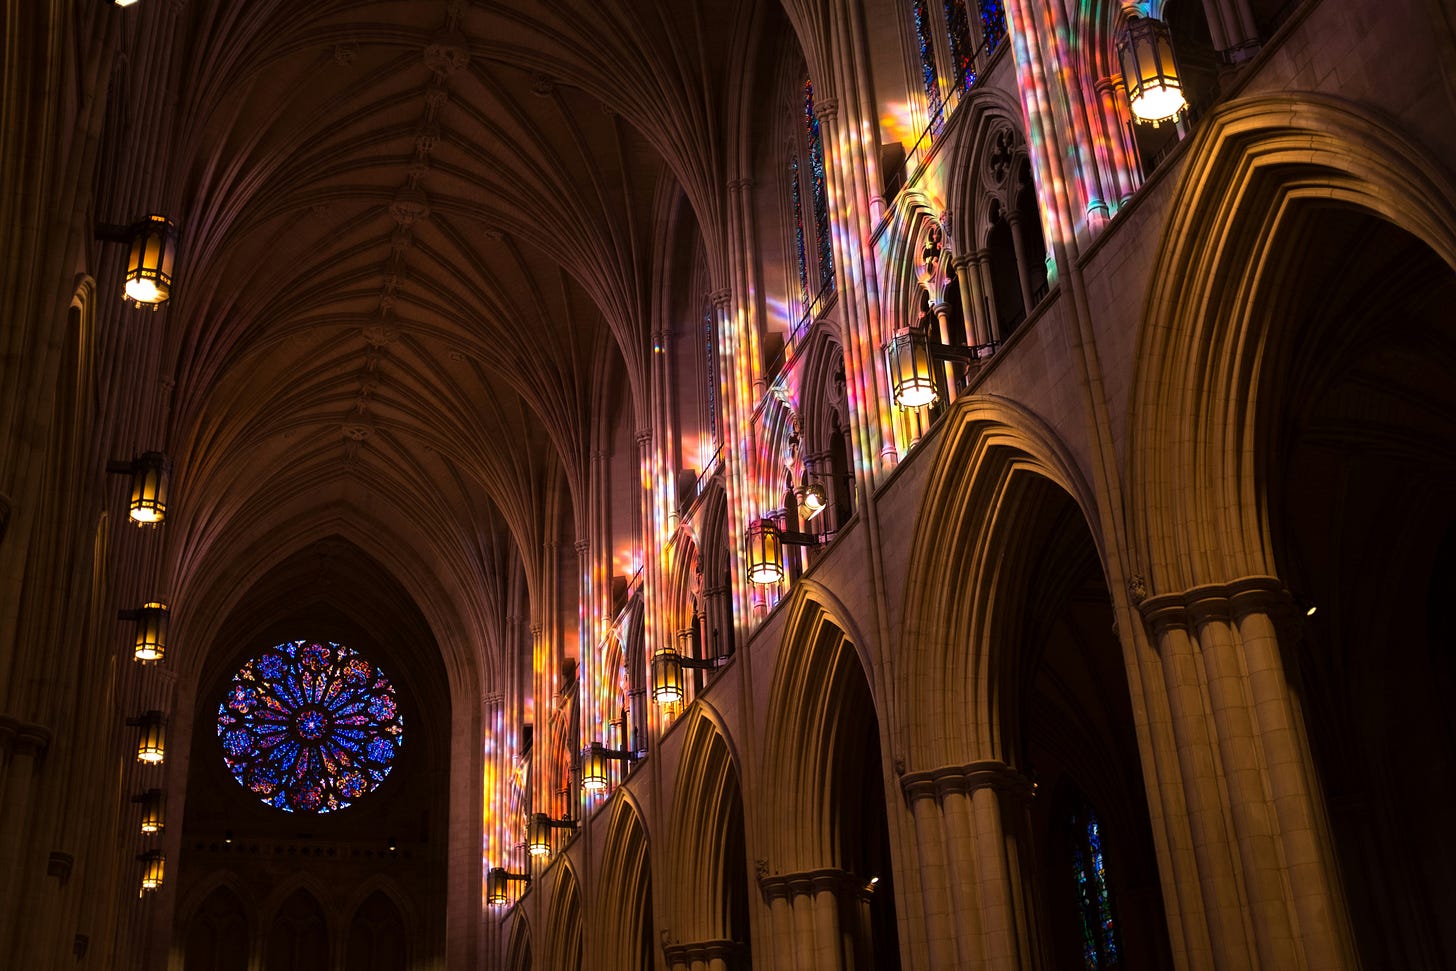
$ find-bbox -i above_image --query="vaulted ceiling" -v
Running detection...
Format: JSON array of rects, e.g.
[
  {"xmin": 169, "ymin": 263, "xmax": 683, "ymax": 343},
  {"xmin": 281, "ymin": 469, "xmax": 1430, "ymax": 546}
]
[{"xmin": 131, "ymin": 0, "xmax": 792, "ymax": 688}]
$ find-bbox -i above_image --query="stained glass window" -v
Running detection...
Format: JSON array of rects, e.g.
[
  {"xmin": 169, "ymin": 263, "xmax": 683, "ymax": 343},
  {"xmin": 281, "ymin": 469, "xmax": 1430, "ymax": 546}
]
[
  {"xmin": 1069, "ymin": 805, "xmax": 1121, "ymax": 969},
  {"xmin": 217, "ymin": 640, "xmax": 403, "ymax": 813},
  {"xmin": 944, "ymin": 0, "xmax": 978, "ymax": 91},
  {"xmin": 791, "ymin": 152, "xmax": 811, "ymax": 305},
  {"xmin": 913, "ymin": 0, "xmax": 944, "ymax": 126},
  {"xmin": 703, "ymin": 302, "xmax": 719, "ymax": 445},
  {"xmin": 979, "ymin": 0, "xmax": 1008, "ymax": 47},
  {"xmin": 804, "ymin": 78, "xmax": 835, "ymax": 296}
]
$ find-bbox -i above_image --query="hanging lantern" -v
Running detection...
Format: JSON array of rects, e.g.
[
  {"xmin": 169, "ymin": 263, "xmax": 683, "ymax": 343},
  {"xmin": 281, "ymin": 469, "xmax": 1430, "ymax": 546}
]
[
  {"xmin": 745, "ymin": 519, "xmax": 784, "ymax": 585},
  {"xmin": 135, "ymin": 789, "xmax": 165, "ymax": 834},
  {"xmin": 139, "ymin": 850, "xmax": 165, "ymax": 892},
  {"xmin": 128, "ymin": 452, "xmax": 170, "ymax": 524},
  {"xmin": 651, "ymin": 648, "xmax": 685, "ymax": 705},
  {"xmin": 582, "ymin": 742, "xmax": 610, "ymax": 793},
  {"xmin": 527, "ymin": 813, "xmax": 553, "ymax": 858},
  {"xmin": 128, "ymin": 602, "xmax": 168, "ymax": 663},
  {"xmin": 123, "ymin": 214, "xmax": 178, "ymax": 308},
  {"xmin": 486, "ymin": 867, "xmax": 510, "ymax": 906},
  {"xmin": 132, "ymin": 710, "xmax": 166, "ymax": 764},
  {"xmin": 885, "ymin": 328, "xmax": 937, "ymax": 408},
  {"xmin": 1117, "ymin": 16, "xmax": 1187, "ymax": 126}
]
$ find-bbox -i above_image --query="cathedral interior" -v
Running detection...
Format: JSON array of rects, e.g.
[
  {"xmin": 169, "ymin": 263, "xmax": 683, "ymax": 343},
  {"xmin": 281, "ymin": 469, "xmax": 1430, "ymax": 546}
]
[{"xmin": 3, "ymin": 0, "xmax": 1455, "ymax": 968}]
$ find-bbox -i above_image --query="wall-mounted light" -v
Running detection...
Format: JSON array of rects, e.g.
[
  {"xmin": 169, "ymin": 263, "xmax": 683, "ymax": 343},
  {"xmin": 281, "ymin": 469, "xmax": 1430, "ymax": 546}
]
[
  {"xmin": 527, "ymin": 812, "xmax": 576, "ymax": 859},
  {"xmin": 118, "ymin": 602, "xmax": 168, "ymax": 662},
  {"xmin": 113, "ymin": 0, "xmax": 140, "ymax": 7},
  {"xmin": 97, "ymin": 215, "xmax": 177, "ymax": 308},
  {"xmin": 134, "ymin": 789, "xmax": 165, "ymax": 834},
  {"xmin": 796, "ymin": 483, "xmax": 828, "ymax": 521},
  {"xmin": 486, "ymin": 866, "xmax": 530, "ymax": 907},
  {"xmin": 745, "ymin": 518, "xmax": 823, "ymax": 586},
  {"xmin": 1117, "ymin": 16, "xmax": 1187, "ymax": 125},
  {"xmin": 884, "ymin": 327, "xmax": 989, "ymax": 409},
  {"xmin": 138, "ymin": 850, "xmax": 165, "ymax": 892},
  {"xmin": 128, "ymin": 710, "xmax": 166, "ymax": 764},
  {"xmin": 107, "ymin": 452, "xmax": 170, "ymax": 525},
  {"xmin": 650, "ymin": 643, "xmax": 725, "ymax": 706},
  {"xmin": 581, "ymin": 741, "xmax": 638, "ymax": 792}
]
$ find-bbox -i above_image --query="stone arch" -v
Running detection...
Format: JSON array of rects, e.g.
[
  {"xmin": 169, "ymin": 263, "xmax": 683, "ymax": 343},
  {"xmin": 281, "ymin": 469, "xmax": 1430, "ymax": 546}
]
[
  {"xmin": 594, "ymin": 795, "xmax": 653, "ymax": 971},
  {"xmin": 344, "ymin": 889, "xmax": 409, "ymax": 970},
  {"xmin": 544, "ymin": 859, "xmax": 584, "ymax": 971},
  {"xmin": 666, "ymin": 704, "xmax": 751, "ymax": 953},
  {"xmin": 264, "ymin": 884, "xmax": 331, "ymax": 970},
  {"xmin": 505, "ymin": 912, "xmax": 532, "ymax": 971},
  {"xmin": 180, "ymin": 879, "xmax": 251, "ymax": 971},
  {"xmin": 898, "ymin": 395, "xmax": 1099, "ymax": 770},
  {"xmin": 794, "ymin": 326, "xmax": 855, "ymax": 531},
  {"xmin": 1129, "ymin": 95, "xmax": 1456, "ymax": 595}
]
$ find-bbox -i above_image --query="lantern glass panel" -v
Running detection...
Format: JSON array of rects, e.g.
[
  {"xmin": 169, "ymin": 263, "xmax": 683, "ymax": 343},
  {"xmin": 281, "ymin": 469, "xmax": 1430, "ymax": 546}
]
[
  {"xmin": 887, "ymin": 329, "xmax": 937, "ymax": 408},
  {"xmin": 745, "ymin": 519, "xmax": 784, "ymax": 584},
  {"xmin": 651, "ymin": 649, "xmax": 684, "ymax": 705},
  {"xmin": 129, "ymin": 453, "xmax": 169, "ymax": 524},
  {"xmin": 1118, "ymin": 17, "xmax": 1186, "ymax": 124},
  {"xmin": 582, "ymin": 743, "xmax": 609, "ymax": 792},
  {"xmin": 140, "ymin": 852, "xmax": 165, "ymax": 892},
  {"xmin": 528, "ymin": 813, "xmax": 552, "ymax": 858},
  {"xmin": 139, "ymin": 789, "xmax": 165, "ymax": 834},
  {"xmin": 124, "ymin": 214, "xmax": 176, "ymax": 307},
  {"xmin": 137, "ymin": 712, "xmax": 165, "ymax": 764},
  {"xmin": 486, "ymin": 867, "xmax": 509, "ymax": 906},
  {"xmin": 134, "ymin": 602, "xmax": 168, "ymax": 662}
]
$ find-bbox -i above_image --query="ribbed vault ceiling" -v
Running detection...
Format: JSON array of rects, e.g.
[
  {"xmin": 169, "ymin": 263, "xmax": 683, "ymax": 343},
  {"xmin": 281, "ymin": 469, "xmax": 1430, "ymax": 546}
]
[{"xmin": 149, "ymin": 0, "xmax": 775, "ymax": 688}]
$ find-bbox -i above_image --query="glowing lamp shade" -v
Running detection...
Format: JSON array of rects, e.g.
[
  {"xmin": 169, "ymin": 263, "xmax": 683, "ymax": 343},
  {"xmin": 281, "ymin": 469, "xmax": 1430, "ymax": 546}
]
[
  {"xmin": 527, "ymin": 813, "xmax": 553, "ymax": 858},
  {"xmin": 799, "ymin": 483, "xmax": 828, "ymax": 521},
  {"xmin": 885, "ymin": 328, "xmax": 937, "ymax": 408},
  {"xmin": 128, "ymin": 452, "xmax": 170, "ymax": 524},
  {"xmin": 651, "ymin": 648, "xmax": 685, "ymax": 705},
  {"xmin": 132, "ymin": 602, "xmax": 168, "ymax": 662},
  {"xmin": 1117, "ymin": 17, "xmax": 1186, "ymax": 125},
  {"xmin": 745, "ymin": 519, "xmax": 784, "ymax": 585},
  {"xmin": 582, "ymin": 742, "xmax": 610, "ymax": 792},
  {"xmin": 123, "ymin": 214, "xmax": 177, "ymax": 308},
  {"xmin": 137, "ymin": 789, "xmax": 165, "ymax": 834},
  {"xmin": 486, "ymin": 867, "xmax": 510, "ymax": 906},
  {"xmin": 139, "ymin": 850, "xmax": 165, "ymax": 892},
  {"xmin": 135, "ymin": 710, "xmax": 166, "ymax": 764}
]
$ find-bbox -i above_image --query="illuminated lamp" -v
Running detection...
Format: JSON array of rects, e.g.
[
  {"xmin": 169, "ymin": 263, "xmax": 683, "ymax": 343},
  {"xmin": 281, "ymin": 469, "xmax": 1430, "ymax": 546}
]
[
  {"xmin": 527, "ymin": 812, "xmax": 575, "ymax": 859},
  {"xmin": 886, "ymin": 327, "xmax": 938, "ymax": 408},
  {"xmin": 797, "ymin": 482, "xmax": 828, "ymax": 521},
  {"xmin": 651, "ymin": 648, "xmax": 685, "ymax": 705},
  {"xmin": 1117, "ymin": 16, "xmax": 1187, "ymax": 125},
  {"xmin": 123, "ymin": 215, "xmax": 178, "ymax": 307},
  {"xmin": 109, "ymin": 452, "xmax": 169, "ymax": 525},
  {"xmin": 745, "ymin": 519, "xmax": 784, "ymax": 584},
  {"xmin": 114, "ymin": 0, "xmax": 139, "ymax": 6},
  {"xmin": 134, "ymin": 789, "xmax": 165, "ymax": 834},
  {"xmin": 487, "ymin": 867, "xmax": 530, "ymax": 907},
  {"xmin": 139, "ymin": 851, "xmax": 165, "ymax": 892},
  {"xmin": 581, "ymin": 741, "xmax": 638, "ymax": 793},
  {"xmin": 118, "ymin": 602, "xmax": 168, "ymax": 662},
  {"xmin": 129, "ymin": 710, "xmax": 166, "ymax": 764}
]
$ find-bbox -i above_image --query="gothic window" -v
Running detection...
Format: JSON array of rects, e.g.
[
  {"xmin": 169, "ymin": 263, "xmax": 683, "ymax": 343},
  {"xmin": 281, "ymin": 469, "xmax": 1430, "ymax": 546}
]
[
  {"xmin": 217, "ymin": 640, "xmax": 404, "ymax": 813},
  {"xmin": 792, "ymin": 76, "xmax": 835, "ymax": 309},
  {"xmin": 913, "ymin": 0, "xmax": 943, "ymax": 121},
  {"xmin": 978, "ymin": 0, "xmax": 1008, "ymax": 46},
  {"xmin": 944, "ymin": 0, "xmax": 979, "ymax": 91},
  {"xmin": 702, "ymin": 299, "xmax": 719, "ymax": 447},
  {"xmin": 1069, "ymin": 804, "xmax": 1121, "ymax": 970}
]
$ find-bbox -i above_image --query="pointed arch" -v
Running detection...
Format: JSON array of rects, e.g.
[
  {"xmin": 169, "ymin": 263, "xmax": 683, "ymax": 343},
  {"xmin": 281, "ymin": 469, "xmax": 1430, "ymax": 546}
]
[
  {"xmin": 265, "ymin": 885, "xmax": 330, "ymax": 971},
  {"xmin": 595, "ymin": 794, "xmax": 654, "ymax": 970},
  {"xmin": 182, "ymin": 881, "xmax": 250, "ymax": 971},
  {"xmin": 1129, "ymin": 95, "xmax": 1456, "ymax": 595},
  {"xmin": 544, "ymin": 859, "xmax": 584, "ymax": 971},
  {"xmin": 666, "ymin": 705, "xmax": 751, "ymax": 948},
  {"xmin": 898, "ymin": 394, "xmax": 1099, "ymax": 769},
  {"xmin": 505, "ymin": 912, "xmax": 532, "ymax": 971},
  {"xmin": 345, "ymin": 890, "xmax": 409, "ymax": 971}
]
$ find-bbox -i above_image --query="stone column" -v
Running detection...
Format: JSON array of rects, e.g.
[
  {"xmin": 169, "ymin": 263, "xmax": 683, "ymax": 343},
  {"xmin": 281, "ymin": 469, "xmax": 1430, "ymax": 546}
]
[{"xmin": 1138, "ymin": 577, "xmax": 1357, "ymax": 971}]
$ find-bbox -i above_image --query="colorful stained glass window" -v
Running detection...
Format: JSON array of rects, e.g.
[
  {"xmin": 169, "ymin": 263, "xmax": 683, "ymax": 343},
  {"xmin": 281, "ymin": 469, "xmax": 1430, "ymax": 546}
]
[
  {"xmin": 913, "ymin": 0, "xmax": 944, "ymax": 125},
  {"xmin": 1069, "ymin": 805, "xmax": 1121, "ymax": 969},
  {"xmin": 791, "ymin": 152, "xmax": 810, "ymax": 305},
  {"xmin": 979, "ymin": 0, "xmax": 1008, "ymax": 46},
  {"xmin": 703, "ymin": 302, "xmax": 719, "ymax": 445},
  {"xmin": 803, "ymin": 78, "xmax": 835, "ymax": 295},
  {"xmin": 944, "ymin": 0, "xmax": 978, "ymax": 91},
  {"xmin": 217, "ymin": 640, "xmax": 403, "ymax": 813}
]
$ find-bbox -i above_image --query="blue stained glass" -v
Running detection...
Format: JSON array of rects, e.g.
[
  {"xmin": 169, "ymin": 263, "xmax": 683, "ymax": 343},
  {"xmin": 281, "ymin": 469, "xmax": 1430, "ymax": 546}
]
[
  {"xmin": 943, "ymin": 0, "xmax": 978, "ymax": 91},
  {"xmin": 217, "ymin": 640, "xmax": 403, "ymax": 813},
  {"xmin": 1070, "ymin": 805, "xmax": 1121, "ymax": 969},
  {"xmin": 978, "ymin": 0, "xmax": 1008, "ymax": 46},
  {"xmin": 913, "ymin": 0, "xmax": 944, "ymax": 124},
  {"xmin": 803, "ymin": 78, "xmax": 834, "ymax": 294}
]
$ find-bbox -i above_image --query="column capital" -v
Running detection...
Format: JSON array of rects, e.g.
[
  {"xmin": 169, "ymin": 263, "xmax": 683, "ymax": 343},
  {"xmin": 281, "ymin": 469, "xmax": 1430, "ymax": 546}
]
[
  {"xmin": 709, "ymin": 288, "xmax": 731, "ymax": 310},
  {"xmin": 0, "ymin": 715, "xmax": 52, "ymax": 757},
  {"xmin": 663, "ymin": 940, "xmax": 742, "ymax": 964},
  {"xmin": 899, "ymin": 758, "xmax": 1034, "ymax": 803},
  {"xmin": 1139, "ymin": 575, "xmax": 1294, "ymax": 635},
  {"xmin": 756, "ymin": 865, "xmax": 865, "ymax": 902}
]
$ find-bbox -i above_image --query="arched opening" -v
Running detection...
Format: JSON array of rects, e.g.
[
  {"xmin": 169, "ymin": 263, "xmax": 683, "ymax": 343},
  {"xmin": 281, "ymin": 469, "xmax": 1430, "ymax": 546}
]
[
  {"xmin": 266, "ymin": 889, "xmax": 329, "ymax": 970},
  {"xmin": 183, "ymin": 886, "xmax": 248, "ymax": 971},
  {"xmin": 1010, "ymin": 488, "xmax": 1173, "ymax": 969},
  {"xmin": 1261, "ymin": 209, "xmax": 1456, "ymax": 969},
  {"xmin": 505, "ymin": 916, "xmax": 532, "ymax": 971},
  {"xmin": 600, "ymin": 801, "xmax": 654, "ymax": 971},
  {"xmin": 346, "ymin": 891, "xmax": 408, "ymax": 970},
  {"xmin": 986, "ymin": 201, "xmax": 1024, "ymax": 335},
  {"xmin": 1014, "ymin": 159, "xmax": 1049, "ymax": 306},
  {"xmin": 546, "ymin": 864, "xmax": 584, "ymax": 971}
]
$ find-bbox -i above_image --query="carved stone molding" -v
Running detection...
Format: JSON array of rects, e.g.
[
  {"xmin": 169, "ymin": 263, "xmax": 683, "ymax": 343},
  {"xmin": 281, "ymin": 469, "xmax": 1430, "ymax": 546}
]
[
  {"xmin": 1139, "ymin": 575, "xmax": 1293, "ymax": 636},
  {"xmin": 756, "ymin": 866, "xmax": 868, "ymax": 902},
  {"xmin": 663, "ymin": 939, "xmax": 742, "ymax": 964},
  {"xmin": 0, "ymin": 715, "xmax": 52, "ymax": 757},
  {"xmin": 899, "ymin": 759, "xmax": 1034, "ymax": 804}
]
